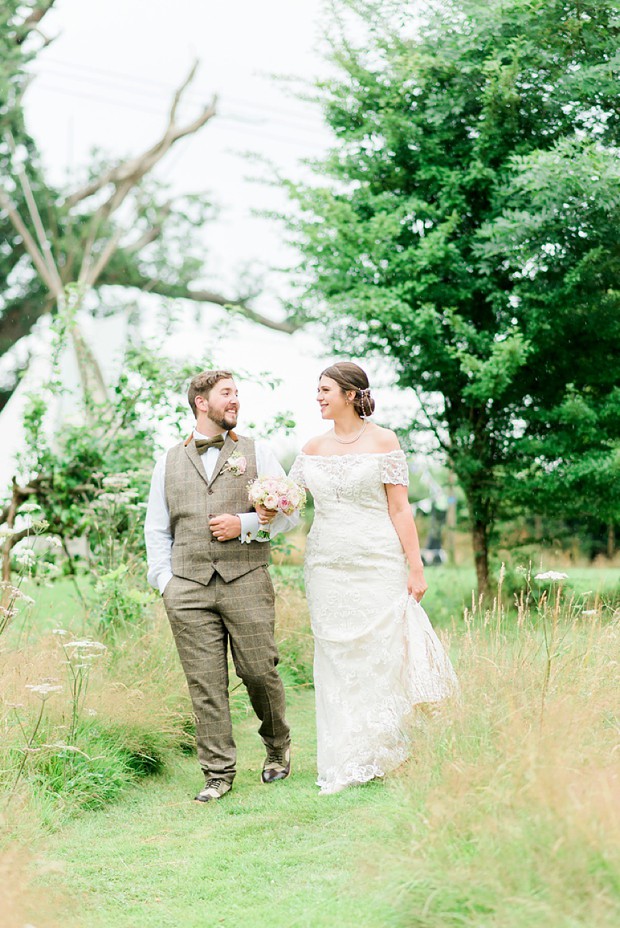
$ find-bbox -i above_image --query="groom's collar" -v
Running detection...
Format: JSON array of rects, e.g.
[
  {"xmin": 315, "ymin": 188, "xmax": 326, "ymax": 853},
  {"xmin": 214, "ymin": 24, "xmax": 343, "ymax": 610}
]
[{"xmin": 184, "ymin": 429, "xmax": 239, "ymax": 446}]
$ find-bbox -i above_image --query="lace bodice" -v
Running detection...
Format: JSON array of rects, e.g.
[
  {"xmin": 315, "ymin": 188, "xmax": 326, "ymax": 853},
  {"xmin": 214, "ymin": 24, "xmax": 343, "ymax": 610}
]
[
  {"xmin": 289, "ymin": 450, "xmax": 408, "ymax": 510},
  {"xmin": 289, "ymin": 450, "xmax": 410, "ymax": 572}
]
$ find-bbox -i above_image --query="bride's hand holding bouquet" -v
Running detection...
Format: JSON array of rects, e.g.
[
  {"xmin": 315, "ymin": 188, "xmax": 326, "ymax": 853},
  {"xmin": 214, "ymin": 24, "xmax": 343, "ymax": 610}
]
[{"xmin": 248, "ymin": 476, "xmax": 306, "ymax": 539}]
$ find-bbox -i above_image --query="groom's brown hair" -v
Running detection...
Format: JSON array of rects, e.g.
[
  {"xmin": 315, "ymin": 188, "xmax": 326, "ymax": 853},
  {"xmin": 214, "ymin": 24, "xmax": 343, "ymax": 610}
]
[{"xmin": 188, "ymin": 369, "xmax": 234, "ymax": 416}]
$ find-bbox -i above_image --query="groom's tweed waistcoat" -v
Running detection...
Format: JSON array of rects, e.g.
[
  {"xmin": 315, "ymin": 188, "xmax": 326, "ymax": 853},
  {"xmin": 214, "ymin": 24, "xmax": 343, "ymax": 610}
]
[{"xmin": 165, "ymin": 433, "xmax": 269, "ymax": 585}]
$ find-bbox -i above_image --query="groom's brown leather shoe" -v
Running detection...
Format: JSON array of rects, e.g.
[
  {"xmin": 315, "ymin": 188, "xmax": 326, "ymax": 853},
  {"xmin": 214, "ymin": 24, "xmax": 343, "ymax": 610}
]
[
  {"xmin": 194, "ymin": 778, "xmax": 232, "ymax": 803},
  {"xmin": 261, "ymin": 747, "xmax": 291, "ymax": 783}
]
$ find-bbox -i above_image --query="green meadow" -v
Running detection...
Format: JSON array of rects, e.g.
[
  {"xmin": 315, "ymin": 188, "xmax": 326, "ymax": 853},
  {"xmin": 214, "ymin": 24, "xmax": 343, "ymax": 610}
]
[{"xmin": 2, "ymin": 567, "xmax": 619, "ymax": 928}]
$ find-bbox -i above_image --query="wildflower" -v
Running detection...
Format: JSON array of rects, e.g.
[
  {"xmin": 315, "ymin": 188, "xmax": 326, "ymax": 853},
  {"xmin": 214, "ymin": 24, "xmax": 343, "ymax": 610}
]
[
  {"xmin": 534, "ymin": 571, "xmax": 568, "ymax": 582},
  {"xmin": 0, "ymin": 605, "xmax": 18, "ymax": 619},
  {"xmin": 13, "ymin": 547, "xmax": 36, "ymax": 566},
  {"xmin": 25, "ymin": 682, "xmax": 63, "ymax": 698},
  {"xmin": 52, "ymin": 628, "xmax": 68, "ymax": 636},
  {"xmin": 0, "ymin": 580, "xmax": 20, "ymax": 593},
  {"xmin": 92, "ymin": 490, "xmax": 136, "ymax": 509},
  {"xmin": 20, "ymin": 502, "xmax": 42, "ymax": 514},
  {"xmin": 102, "ymin": 474, "xmax": 131, "ymax": 488},
  {"xmin": 64, "ymin": 639, "xmax": 107, "ymax": 653},
  {"xmin": 42, "ymin": 563, "xmax": 61, "ymax": 578},
  {"xmin": 581, "ymin": 610, "xmax": 598, "ymax": 616}
]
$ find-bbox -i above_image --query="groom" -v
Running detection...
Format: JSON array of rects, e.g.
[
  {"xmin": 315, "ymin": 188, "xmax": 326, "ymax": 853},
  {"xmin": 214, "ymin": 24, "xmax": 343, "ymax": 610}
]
[{"xmin": 145, "ymin": 370, "xmax": 296, "ymax": 802}]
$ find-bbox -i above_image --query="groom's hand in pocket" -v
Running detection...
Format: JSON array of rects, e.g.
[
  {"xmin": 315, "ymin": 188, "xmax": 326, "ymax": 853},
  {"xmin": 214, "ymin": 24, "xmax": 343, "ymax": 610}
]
[{"xmin": 209, "ymin": 514, "xmax": 242, "ymax": 541}]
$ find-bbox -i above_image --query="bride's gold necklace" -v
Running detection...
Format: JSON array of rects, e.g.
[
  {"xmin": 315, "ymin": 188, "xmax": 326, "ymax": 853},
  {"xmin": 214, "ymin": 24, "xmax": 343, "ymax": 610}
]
[{"xmin": 332, "ymin": 421, "xmax": 367, "ymax": 445}]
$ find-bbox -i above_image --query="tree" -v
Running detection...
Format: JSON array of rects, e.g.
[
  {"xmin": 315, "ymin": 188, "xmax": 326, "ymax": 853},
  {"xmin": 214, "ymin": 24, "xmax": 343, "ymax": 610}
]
[
  {"xmin": 0, "ymin": 1, "xmax": 301, "ymax": 412},
  {"xmin": 0, "ymin": 1, "xmax": 54, "ymax": 406},
  {"xmin": 286, "ymin": 0, "xmax": 620, "ymax": 593}
]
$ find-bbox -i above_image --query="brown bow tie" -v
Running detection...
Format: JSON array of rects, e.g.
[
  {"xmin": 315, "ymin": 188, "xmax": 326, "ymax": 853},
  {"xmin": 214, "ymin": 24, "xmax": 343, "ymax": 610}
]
[{"xmin": 195, "ymin": 434, "xmax": 225, "ymax": 454}]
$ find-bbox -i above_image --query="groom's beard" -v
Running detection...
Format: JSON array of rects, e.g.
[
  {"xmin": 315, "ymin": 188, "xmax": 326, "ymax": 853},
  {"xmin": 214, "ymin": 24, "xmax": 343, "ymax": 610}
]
[{"xmin": 209, "ymin": 409, "xmax": 238, "ymax": 431}]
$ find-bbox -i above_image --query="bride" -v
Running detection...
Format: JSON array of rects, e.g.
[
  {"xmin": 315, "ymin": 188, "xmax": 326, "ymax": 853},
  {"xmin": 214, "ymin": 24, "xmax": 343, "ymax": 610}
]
[{"xmin": 289, "ymin": 361, "xmax": 457, "ymax": 795}]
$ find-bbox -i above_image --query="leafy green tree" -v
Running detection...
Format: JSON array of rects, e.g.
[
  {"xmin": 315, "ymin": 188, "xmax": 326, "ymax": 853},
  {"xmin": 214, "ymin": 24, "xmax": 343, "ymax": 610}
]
[
  {"xmin": 479, "ymin": 136, "xmax": 620, "ymax": 537},
  {"xmin": 287, "ymin": 0, "xmax": 620, "ymax": 592}
]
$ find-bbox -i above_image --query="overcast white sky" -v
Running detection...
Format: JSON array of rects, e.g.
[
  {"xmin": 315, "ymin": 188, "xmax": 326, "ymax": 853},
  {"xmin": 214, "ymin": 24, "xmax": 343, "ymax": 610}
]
[{"xmin": 17, "ymin": 0, "xmax": 417, "ymax": 449}]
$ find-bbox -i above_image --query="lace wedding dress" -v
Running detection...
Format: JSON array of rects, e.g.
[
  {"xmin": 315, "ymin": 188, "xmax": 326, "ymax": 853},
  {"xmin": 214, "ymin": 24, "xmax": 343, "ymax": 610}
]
[{"xmin": 289, "ymin": 450, "xmax": 458, "ymax": 795}]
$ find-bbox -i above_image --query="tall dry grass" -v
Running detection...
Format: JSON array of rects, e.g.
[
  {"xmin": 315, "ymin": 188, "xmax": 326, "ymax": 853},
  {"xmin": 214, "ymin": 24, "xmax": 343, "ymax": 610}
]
[
  {"xmin": 273, "ymin": 572, "xmax": 314, "ymax": 685},
  {"xmin": 0, "ymin": 580, "xmax": 312, "ymax": 830},
  {"xmin": 0, "ymin": 604, "xmax": 194, "ymax": 828},
  {"xmin": 376, "ymin": 574, "xmax": 620, "ymax": 927}
]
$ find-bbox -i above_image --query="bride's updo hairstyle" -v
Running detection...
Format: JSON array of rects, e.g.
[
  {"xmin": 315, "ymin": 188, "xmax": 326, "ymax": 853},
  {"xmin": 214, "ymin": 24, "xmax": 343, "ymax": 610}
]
[{"xmin": 320, "ymin": 361, "xmax": 376, "ymax": 418}]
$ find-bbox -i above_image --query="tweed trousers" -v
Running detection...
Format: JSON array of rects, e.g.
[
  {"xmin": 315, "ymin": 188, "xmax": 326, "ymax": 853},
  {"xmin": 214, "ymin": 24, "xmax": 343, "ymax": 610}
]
[{"xmin": 163, "ymin": 566, "xmax": 290, "ymax": 783}]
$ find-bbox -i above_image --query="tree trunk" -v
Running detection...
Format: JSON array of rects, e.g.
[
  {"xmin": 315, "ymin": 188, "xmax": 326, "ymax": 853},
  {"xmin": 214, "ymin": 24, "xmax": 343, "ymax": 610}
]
[
  {"xmin": 70, "ymin": 322, "xmax": 108, "ymax": 406},
  {"xmin": 1, "ymin": 542, "xmax": 12, "ymax": 583},
  {"xmin": 608, "ymin": 522, "xmax": 616, "ymax": 560},
  {"xmin": 446, "ymin": 470, "xmax": 457, "ymax": 566},
  {"xmin": 472, "ymin": 518, "xmax": 490, "ymax": 600}
]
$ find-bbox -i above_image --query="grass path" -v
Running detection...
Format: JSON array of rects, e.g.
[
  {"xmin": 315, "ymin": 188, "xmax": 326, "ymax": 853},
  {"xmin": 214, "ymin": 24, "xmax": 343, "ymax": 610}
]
[{"xmin": 35, "ymin": 687, "xmax": 405, "ymax": 928}]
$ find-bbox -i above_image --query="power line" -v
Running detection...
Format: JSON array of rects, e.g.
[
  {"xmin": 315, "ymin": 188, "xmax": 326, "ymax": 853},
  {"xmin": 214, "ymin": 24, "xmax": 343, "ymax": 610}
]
[
  {"xmin": 39, "ymin": 64, "xmax": 323, "ymax": 137},
  {"xmin": 33, "ymin": 82, "xmax": 329, "ymax": 152},
  {"xmin": 40, "ymin": 56, "xmax": 325, "ymax": 127}
]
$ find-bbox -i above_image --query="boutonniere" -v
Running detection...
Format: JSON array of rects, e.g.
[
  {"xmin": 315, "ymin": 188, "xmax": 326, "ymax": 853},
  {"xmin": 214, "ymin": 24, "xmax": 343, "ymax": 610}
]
[{"xmin": 224, "ymin": 452, "xmax": 247, "ymax": 476}]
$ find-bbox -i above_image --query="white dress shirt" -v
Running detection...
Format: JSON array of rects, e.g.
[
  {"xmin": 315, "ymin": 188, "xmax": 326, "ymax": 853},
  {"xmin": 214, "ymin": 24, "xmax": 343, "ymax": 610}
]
[{"xmin": 145, "ymin": 430, "xmax": 298, "ymax": 594}]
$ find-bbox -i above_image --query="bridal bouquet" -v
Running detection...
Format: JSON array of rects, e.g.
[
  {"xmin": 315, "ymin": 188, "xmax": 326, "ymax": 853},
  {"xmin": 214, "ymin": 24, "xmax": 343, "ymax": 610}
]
[{"xmin": 248, "ymin": 476, "xmax": 306, "ymax": 540}]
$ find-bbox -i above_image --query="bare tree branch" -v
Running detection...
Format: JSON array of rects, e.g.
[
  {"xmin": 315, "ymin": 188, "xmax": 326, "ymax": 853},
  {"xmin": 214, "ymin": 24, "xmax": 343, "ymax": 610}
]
[
  {"xmin": 4, "ymin": 527, "xmax": 31, "ymax": 546},
  {"xmin": 122, "ymin": 200, "xmax": 173, "ymax": 253},
  {"xmin": 86, "ymin": 224, "xmax": 124, "ymax": 286},
  {"xmin": 0, "ymin": 180, "xmax": 109, "ymax": 397},
  {"xmin": 5, "ymin": 132, "xmax": 63, "ymax": 291},
  {"xmin": 127, "ymin": 274, "xmax": 302, "ymax": 334},
  {"xmin": 169, "ymin": 60, "xmax": 199, "ymax": 124},
  {"xmin": 64, "ymin": 63, "xmax": 216, "ymax": 209},
  {"xmin": 0, "ymin": 188, "xmax": 61, "ymax": 296},
  {"xmin": 15, "ymin": 1, "xmax": 57, "ymax": 44}
]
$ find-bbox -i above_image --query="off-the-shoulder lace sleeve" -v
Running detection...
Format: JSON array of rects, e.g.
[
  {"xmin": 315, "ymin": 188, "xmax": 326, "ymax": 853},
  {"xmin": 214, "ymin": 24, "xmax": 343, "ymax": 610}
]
[
  {"xmin": 381, "ymin": 450, "xmax": 409, "ymax": 486},
  {"xmin": 288, "ymin": 453, "xmax": 306, "ymax": 487}
]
